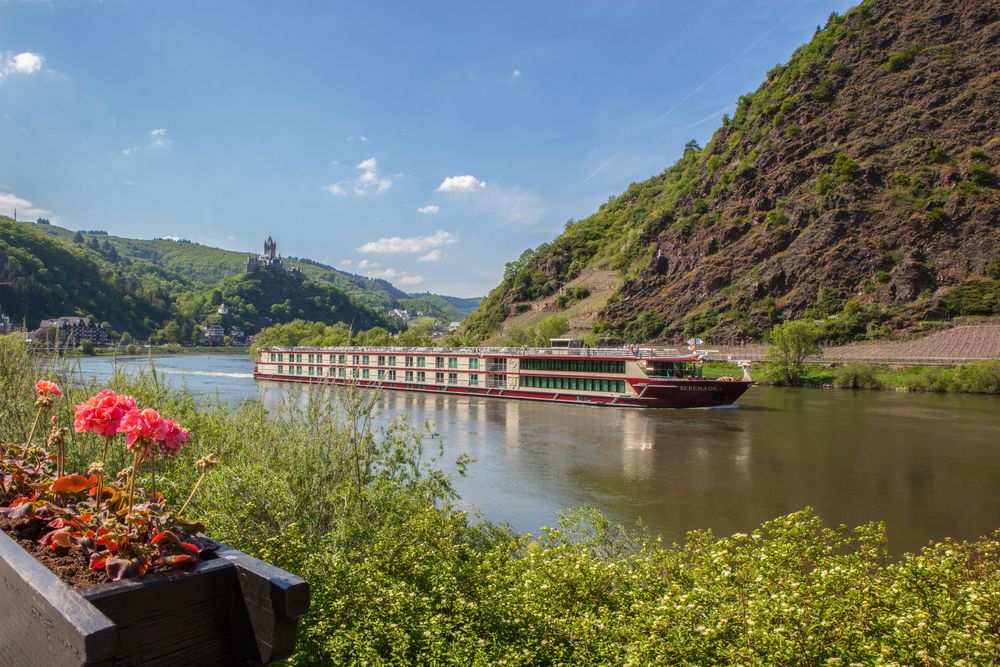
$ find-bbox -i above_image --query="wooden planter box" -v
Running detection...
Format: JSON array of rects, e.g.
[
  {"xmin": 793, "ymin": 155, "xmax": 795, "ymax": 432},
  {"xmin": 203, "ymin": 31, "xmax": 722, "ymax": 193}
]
[{"xmin": 0, "ymin": 529, "xmax": 309, "ymax": 666}]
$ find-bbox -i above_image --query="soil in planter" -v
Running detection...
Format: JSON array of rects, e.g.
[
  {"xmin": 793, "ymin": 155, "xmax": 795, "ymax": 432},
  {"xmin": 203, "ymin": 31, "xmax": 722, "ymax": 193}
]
[{"xmin": 0, "ymin": 517, "xmax": 108, "ymax": 589}]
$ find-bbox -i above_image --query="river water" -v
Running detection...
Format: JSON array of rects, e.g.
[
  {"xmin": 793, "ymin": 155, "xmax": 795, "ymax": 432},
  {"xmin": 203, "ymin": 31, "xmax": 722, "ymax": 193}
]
[{"xmin": 75, "ymin": 353, "xmax": 1000, "ymax": 553}]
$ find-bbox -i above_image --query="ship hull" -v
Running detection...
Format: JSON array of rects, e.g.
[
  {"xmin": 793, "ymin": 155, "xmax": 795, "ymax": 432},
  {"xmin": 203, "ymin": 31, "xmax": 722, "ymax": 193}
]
[{"xmin": 252, "ymin": 373, "xmax": 753, "ymax": 409}]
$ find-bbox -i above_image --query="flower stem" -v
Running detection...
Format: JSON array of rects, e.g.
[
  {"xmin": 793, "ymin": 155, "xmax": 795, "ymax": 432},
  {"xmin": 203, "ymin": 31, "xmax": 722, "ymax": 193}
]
[
  {"xmin": 96, "ymin": 436, "xmax": 112, "ymax": 512},
  {"xmin": 178, "ymin": 471, "xmax": 206, "ymax": 516},
  {"xmin": 125, "ymin": 449, "xmax": 141, "ymax": 515},
  {"xmin": 24, "ymin": 408, "xmax": 42, "ymax": 455}
]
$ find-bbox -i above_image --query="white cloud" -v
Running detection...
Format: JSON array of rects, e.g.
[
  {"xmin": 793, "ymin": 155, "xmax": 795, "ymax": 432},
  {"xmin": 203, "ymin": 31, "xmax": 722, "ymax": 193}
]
[
  {"xmin": 122, "ymin": 128, "xmax": 171, "ymax": 155},
  {"xmin": 339, "ymin": 259, "xmax": 353, "ymax": 266},
  {"xmin": 512, "ymin": 68, "xmax": 521, "ymax": 78},
  {"xmin": 0, "ymin": 51, "xmax": 44, "ymax": 79},
  {"xmin": 357, "ymin": 258, "xmax": 380, "ymax": 269},
  {"xmin": 357, "ymin": 230, "xmax": 457, "ymax": 254},
  {"xmin": 437, "ymin": 175, "xmax": 486, "ymax": 192},
  {"xmin": 161, "ymin": 235, "xmax": 182, "ymax": 242},
  {"xmin": 324, "ymin": 157, "xmax": 391, "ymax": 195},
  {"xmin": 417, "ymin": 204, "xmax": 439, "ymax": 215},
  {"xmin": 417, "ymin": 249, "xmax": 442, "ymax": 262},
  {"xmin": 0, "ymin": 191, "xmax": 51, "ymax": 220},
  {"xmin": 365, "ymin": 267, "xmax": 424, "ymax": 286},
  {"xmin": 360, "ymin": 135, "xmax": 370, "ymax": 143}
]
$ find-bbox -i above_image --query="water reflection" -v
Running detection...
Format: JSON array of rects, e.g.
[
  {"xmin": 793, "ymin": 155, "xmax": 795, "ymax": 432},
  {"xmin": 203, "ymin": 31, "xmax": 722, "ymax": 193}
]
[{"xmin": 74, "ymin": 355, "xmax": 1000, "ymax": 553}]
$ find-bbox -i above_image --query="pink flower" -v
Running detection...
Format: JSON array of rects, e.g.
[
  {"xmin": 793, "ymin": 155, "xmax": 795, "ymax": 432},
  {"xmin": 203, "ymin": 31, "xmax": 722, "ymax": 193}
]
[
  {"xmin": 117, "ymin": 408, "xmax": 167, "ymax": 452},
  {"xmin": 35, "ymin": 380, "xmax": 62, "ymax": 397},
  {"xmin": 156, "ymin": 419, "xmax": 190, "ymax": 456},
  {"xmin": 74, "ymin": 390, "xmax": 136, "ymax": 437}
]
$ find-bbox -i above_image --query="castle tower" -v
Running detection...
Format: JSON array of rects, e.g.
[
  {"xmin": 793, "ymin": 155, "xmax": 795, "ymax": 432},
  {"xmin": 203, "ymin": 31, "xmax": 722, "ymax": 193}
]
[{"xmin": 264, "ymin": 236, "xmax": 276, "ymax": 260}]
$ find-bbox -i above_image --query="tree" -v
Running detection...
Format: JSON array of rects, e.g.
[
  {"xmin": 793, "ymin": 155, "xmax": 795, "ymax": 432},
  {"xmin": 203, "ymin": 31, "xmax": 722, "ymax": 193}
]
[
  {"xmin": 78, "ymin": 339, "xmax": 95, "ymax": 355},
  {"xmin": 534, "ymin": 315, "xmax": 569, "ymax": 345},
  {"xmin": 766, "ymin": 320, "xmax": 821, "ymax": 385},
  {"xmin": 684, "ymin": 139, "xmax": 702, "ymax": 155},
  {"xmin": 73, "ymin": 231, "xmax": 84, "ymax": 244}
]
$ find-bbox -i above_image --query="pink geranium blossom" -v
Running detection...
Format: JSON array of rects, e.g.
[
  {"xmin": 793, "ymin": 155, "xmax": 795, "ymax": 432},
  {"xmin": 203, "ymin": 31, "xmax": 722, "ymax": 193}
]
[
  {"xmin": 118, "ymin": 408, "xmax": 168, "ymax": 454},
  {"xmin": 74, "ymin": 390, "xmax": 136, "ymax": 437},
  {"xmin": 35, "ymin": 380, "xmax": 62, "ymax": 397},
  {"xmin": 156, "ymin": 419, "xmax": 190, "ymax": 456}
]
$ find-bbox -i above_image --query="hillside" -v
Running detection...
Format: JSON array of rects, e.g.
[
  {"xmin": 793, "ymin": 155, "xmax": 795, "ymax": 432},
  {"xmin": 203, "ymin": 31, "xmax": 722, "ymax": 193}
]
[
  {"xmin": 0, "ymin": 217, "xmax": 182, "ymax": 333},
  {"xmin": 0, "ymin": 216, "xmax": 393, "ymax": 339},
  {"xmin": 463, "ymin": 0, "xmax": 1000, "ymax": 344}
]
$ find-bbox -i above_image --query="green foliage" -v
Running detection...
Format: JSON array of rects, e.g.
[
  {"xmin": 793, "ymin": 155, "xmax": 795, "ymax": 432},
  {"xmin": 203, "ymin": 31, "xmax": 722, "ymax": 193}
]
[
  {"xmin": 78, "ymin": 339, "xmax": 96, "ymax": 355},
  {"xmin": 928, "ymin": 146, "xmax": 951, "ymax": 164},
  {"xmin": 681, "ymin": 309, "xmax": 720, "ymax": 339},
  {"xmin": 987, "ymin": 258, "xmax": 1000, "ymax": 280},
  {"xmin": 942, "ymin": 279, "xmax": 1000, "ymax": 316},
  {"xmin": 622, "ymin": 311, "xmax": 666, "ymax": 343},
  {"xmin": 833, "ymin": 363, "xmax": 882, "ymax": 389},
  {"xmin": 966, "ymin": 162, "xmax": 995, "ymax": 187},
  {"xmin": 885, "ymin": 45, "xmax": 921, "ymax": 72},
  {"xmin": 766, "ymin": 319, "xmax": 821, "ymax": 384},
  {"xmin": 810, "ymin": 78, "xmax": 835, "ymax": 102}
]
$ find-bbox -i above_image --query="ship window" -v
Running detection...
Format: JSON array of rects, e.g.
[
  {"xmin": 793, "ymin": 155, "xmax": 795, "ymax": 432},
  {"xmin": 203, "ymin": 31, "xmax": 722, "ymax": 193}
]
[
  {"xmin": 328, "ymin": 367, "xmax": 334, "ymax": 377},
  {"xmin": 435, "ymin": 372, "xmax": 445, "ymax": 384},
  {"xmin": 417, "ymin": 357, "xmax": 426, "ymax": 367},
  {"xmin": 363, "ymin": 355, "xmax": 369, "ymax": 365},
  {"xmin": 339, "ymin": 368, "xmax": 345, "ymax": 378},
  {"xmin": 469, "ymin": 374, "xmax": 479, "ymax": 386},
  {"xmin": 277, "ymin": 364, "xmax": 283, "ymax": 373},
  {"xmin": 278, "ymin": 353, "xmax": 283, "ymax": 362},
  {"xmin": 435, "ymin": 357, "xmax": 445, "ymax": 369},
  {"xmin": 405, "ymin": 371, "xmax": 413, "ymax": 382},
  {"xmin": 378, "ymin": 355, "xmax": 385, "ymax": 365},
  {"xmin": 448, "ymin": 373, "xmax": 458, "ymax": 385},
  {"xmin": 377, "ymin": 369, "xmax": 385, "ymax": 379},
  {"xmin": 388, "ymin": 356, "xmax": 396, "ymax": 366},
  {"xmin": 297, "ymin": 354, "xmax": 303, "ymax": 363},
  {"xmin": 469, "ymin": 358, "xmax": 479, "ymax": 370},
  {"xmin": 448, "ymin": 357, "xmax": 458, "ymax": 369},
  {"xmin": 405, "ymin": 356, "xmax": 413, "ymax": 367},
  {"xmin": 307, "ymin": 354, "xmax": 313, "ymax": 363},
  {"xmin": 362, "ymin": 369, "xmax": 370, "ymax": 379},
  {"xmin": 521, "ymin": 359, "xmax": 625, "ymax": 374},
  {"xmin": 388, "ymin": 370, "xmax": 396, "ymax": 381},
  {"xmin": 339, "ymin": 354, "xmax": 346, "ymax": 364},
  {"xmin": 353, "ymin": 355, "xmax": 360, "ymax": 365},
  {"xmin": 417, "ymin": 371, "xmax": 426, "ymax": 382}
]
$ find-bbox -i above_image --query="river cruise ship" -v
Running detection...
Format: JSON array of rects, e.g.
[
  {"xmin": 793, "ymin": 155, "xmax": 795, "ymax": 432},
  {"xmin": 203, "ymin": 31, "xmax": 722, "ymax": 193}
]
[{"xmin": 253, "ymin": 341, "xmax": 753, "ymax": 409}]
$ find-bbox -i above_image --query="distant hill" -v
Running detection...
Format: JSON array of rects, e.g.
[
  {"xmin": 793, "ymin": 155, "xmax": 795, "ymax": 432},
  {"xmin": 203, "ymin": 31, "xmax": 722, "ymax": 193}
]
[
  {"xmin": 23, "ymin": 220, "xmax": 480, "ymax": 328},
  {"xmin": 463, "ymin": 0, "xmax": 1000, "ymax": 344},
  {"xmin": 0, "ymin": 217, "xmax": 179, "ymax": 333}
]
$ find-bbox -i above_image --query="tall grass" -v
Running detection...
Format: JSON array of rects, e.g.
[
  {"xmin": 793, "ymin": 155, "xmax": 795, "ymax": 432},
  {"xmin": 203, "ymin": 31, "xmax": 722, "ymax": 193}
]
[{"xmin": 2, "ymin": 333, "xmax": 999, "ymax": 665}]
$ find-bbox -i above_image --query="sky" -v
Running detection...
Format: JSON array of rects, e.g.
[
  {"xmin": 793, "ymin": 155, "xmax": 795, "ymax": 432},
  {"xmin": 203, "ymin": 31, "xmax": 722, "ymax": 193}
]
[{"xmin": 0, "ymin": 0, "xmax": 856, "ymax": 297}]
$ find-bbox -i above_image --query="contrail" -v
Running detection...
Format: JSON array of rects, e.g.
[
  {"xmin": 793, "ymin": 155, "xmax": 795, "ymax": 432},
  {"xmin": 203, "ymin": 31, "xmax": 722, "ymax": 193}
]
[
  {"xmin": 659, "ymin": 12, "xmax": 796, "ymax": 121},
  {"xmin": 660, "ymin": 102, "xmax": 736, "ymax": 140},
  {"xmin": 580, "ymin": 151, "xmax": 621, "ymax": 186}
]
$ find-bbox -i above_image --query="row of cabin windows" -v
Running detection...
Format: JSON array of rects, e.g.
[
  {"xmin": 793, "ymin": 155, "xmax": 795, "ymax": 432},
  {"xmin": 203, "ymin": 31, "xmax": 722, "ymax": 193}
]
[
  {"xmin": 521, "ymin": 359, "xmax": 626, "ymax": 374},
  {"xmin": 268, "ymin": 353, "xmax": 479, "ymax": 370},
  {"xmin": 519, "ymin": 375, "xmax": 626, "ymax": 393},
  {"xmin": 275, "ymin": 366, "xmax": 481, "ymax": 387}
]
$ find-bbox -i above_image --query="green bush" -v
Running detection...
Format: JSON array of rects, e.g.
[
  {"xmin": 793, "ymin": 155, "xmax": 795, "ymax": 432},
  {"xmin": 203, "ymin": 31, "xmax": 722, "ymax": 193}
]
[
  {"xmin": 942, "ymin": 279, "xmax": 1000, "ymax": 316},
  {"xmin": 834, "ymin": 363, "xmax": 882, "ymax": 390},
  {"xmin": 967, "ymin": 162, "xmax": 995, "ymax": 187},
  {"xmin": 886, "ymin": 45, "xmax": 920, "ymax": 72},
  {"xmin": 622, "ymin": 311, "xmax": 666, "ymax": 343}
]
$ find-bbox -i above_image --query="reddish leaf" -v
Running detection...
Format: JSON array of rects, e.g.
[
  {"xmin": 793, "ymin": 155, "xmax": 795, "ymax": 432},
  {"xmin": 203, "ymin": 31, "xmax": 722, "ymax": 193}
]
[{"xmin": 51, "ymin": 474, "xmax": 98, "ymax": 494}]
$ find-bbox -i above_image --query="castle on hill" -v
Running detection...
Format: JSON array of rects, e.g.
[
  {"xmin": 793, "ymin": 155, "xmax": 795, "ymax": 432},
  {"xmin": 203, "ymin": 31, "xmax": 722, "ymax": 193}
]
[{"xmin": 245, "ymin": 236, "xmax": 302, "ymax": 277}]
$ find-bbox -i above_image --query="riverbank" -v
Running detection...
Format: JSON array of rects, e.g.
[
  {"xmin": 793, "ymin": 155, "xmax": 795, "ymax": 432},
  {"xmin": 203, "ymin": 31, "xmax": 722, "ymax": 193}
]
[
  {"xmin": 704, "ymin": 359, "xmax": 1000, "ymax": 394},
  {"xmin": 4, "ymin": 333, "xmax": 999, "ymax": 664}
]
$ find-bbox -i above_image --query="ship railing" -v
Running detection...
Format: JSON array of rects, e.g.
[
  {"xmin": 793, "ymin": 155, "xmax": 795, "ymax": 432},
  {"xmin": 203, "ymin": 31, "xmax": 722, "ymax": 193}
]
[
  {"xmin": 262, "ymin": 345, "xmax": 694, "ymax": 359},
  {"xmin": 486, "ymin": 363, "xmax": 508, "ymax": 372}
]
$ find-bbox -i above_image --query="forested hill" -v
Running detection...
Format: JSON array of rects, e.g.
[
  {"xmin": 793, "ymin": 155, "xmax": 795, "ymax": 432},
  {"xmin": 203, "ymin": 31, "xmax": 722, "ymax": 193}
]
[
  {"xmin": 0, "ymin": 216, "xmax": 474, "ymax": 341},
  {"xmin": 463, "ymin": 0, "xmax": 1000, "ymax": 344}
]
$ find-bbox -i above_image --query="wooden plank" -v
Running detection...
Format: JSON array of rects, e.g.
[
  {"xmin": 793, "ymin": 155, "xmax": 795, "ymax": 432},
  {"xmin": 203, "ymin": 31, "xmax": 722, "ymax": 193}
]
[
  {"xmin": 0, "ymin": 529, "xmax": 117, "ymax": 666},
  {"xmin": 216, "ymin": 545, "xmax": 310, "ymax": 665},
  {"xmin": 82, "ymin": 558, "xmax": 237, "ymax": 666}
]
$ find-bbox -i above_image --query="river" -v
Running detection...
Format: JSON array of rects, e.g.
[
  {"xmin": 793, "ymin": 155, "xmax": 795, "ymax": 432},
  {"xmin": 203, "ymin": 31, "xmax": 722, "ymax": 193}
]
[{"xmin": 75, "ymin": 353, "xmax": 1000, "ymax": 553}]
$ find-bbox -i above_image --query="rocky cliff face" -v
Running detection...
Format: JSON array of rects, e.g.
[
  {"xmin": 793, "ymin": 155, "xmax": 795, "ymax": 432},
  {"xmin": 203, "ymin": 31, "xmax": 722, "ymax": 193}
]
[{"xmin": 464, "ymin": 0, "xmax": 1000, "ymax": 343}]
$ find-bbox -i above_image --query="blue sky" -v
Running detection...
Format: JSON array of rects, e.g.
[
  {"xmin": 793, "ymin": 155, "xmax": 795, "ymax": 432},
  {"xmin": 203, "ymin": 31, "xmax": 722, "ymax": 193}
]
[{"xmin": 1, "ymin": 0, "xmax": 855, "ymax": 297}]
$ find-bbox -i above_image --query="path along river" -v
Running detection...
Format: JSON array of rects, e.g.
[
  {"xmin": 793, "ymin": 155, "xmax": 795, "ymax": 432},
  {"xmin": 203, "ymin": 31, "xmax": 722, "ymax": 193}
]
[{"xmin": 75, "ymin": 353, "xmax": 1000, "ymax": 554}]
